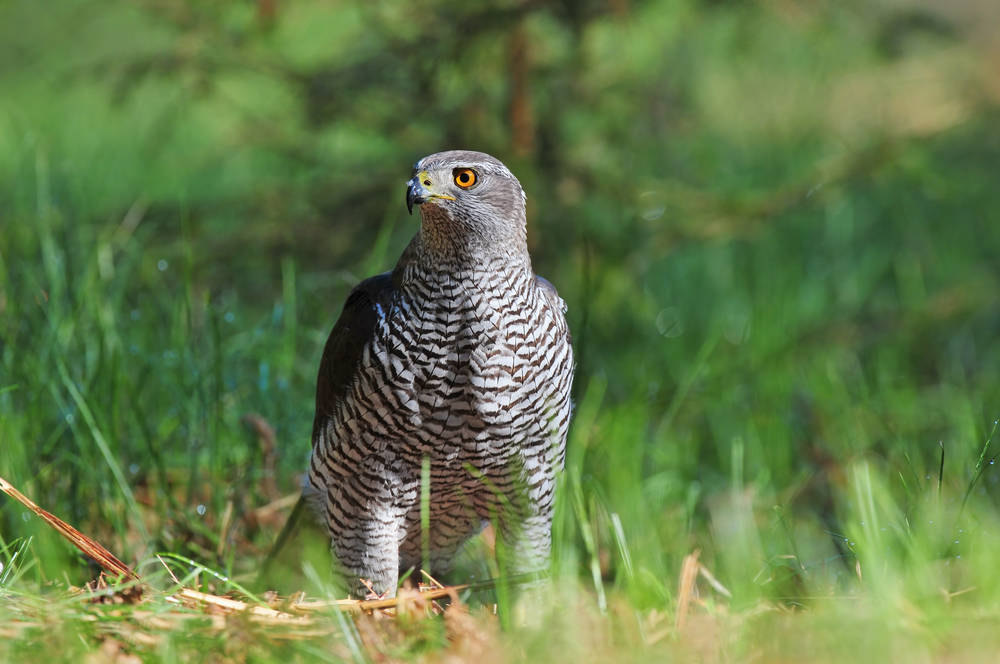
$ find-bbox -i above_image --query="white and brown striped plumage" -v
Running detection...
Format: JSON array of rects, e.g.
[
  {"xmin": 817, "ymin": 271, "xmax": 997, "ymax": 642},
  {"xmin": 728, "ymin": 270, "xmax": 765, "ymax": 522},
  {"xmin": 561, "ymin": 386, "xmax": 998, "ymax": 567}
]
[{"xmin": 306, "ymin": 150, "xmax": 573, "ymax": 597}]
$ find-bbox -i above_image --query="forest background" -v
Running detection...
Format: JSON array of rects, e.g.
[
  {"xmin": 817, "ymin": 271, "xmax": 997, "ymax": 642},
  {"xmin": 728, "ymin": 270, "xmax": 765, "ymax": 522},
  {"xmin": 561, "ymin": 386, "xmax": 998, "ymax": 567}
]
[{"xmin": 2, "ymin": 0, "xmax": 1000, "ymax": 660}]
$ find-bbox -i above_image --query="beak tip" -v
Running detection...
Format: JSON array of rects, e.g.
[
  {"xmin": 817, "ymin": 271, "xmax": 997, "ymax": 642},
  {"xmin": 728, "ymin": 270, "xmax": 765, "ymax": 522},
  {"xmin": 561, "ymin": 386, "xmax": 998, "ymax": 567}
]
[{"xmin": 405, "ymin": 182, "xmax": 416, "ymax": 215}]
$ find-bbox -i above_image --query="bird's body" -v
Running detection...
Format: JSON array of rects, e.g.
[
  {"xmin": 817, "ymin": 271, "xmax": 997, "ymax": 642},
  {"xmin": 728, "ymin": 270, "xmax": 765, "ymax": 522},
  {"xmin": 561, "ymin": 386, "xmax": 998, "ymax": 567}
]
[{"xmin": 306, "ymin": 151, "xmax": 573, "ymax": 596}]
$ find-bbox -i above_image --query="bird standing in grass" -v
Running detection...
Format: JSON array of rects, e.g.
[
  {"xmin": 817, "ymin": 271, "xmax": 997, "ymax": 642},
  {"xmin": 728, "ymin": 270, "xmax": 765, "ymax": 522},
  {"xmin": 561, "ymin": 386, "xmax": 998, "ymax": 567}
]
[{"xmin": 306, "ymin": 150, "xmax": 574, "ymax": 597}]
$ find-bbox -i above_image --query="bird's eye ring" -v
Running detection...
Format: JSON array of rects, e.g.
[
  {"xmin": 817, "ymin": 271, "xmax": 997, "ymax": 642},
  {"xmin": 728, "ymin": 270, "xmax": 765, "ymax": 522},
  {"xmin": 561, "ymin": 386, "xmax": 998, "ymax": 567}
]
[{"xmin": 453, "ymin": 168, "xmax": 477, "ymax": 189}]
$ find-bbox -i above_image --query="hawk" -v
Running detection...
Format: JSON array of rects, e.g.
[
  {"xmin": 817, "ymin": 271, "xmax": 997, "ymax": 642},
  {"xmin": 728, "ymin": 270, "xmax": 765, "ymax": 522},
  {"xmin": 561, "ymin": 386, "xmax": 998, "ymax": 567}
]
[{"xmin": 306, "ymin": 150, "xmax": 574, "ymax": 597}]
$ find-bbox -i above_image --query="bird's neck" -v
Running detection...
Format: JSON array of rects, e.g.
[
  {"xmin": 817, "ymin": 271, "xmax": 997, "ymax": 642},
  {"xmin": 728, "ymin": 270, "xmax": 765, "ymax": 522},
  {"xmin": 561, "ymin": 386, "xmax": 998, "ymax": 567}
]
[
  {"xmin": 393, "ymin": 232, "xmax": 533, "ymax": 292},
  {"xmin": 408, "ymin": 207, "xmax": 531, "ymax": 272}
]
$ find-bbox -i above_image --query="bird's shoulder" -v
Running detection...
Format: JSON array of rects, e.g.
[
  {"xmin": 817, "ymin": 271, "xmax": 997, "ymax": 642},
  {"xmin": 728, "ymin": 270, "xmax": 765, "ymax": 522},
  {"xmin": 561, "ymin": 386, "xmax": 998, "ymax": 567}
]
[
  {"xmin": 533, "ymin": 274, "xmax": 572, "ymax": 343},
  {"xmin": 313, "ymin": 272, "xmax": 396, "ymax": 424},
  {"xmin": 533, "ymin": 274, "xmax": 567, "ymax": 315}
]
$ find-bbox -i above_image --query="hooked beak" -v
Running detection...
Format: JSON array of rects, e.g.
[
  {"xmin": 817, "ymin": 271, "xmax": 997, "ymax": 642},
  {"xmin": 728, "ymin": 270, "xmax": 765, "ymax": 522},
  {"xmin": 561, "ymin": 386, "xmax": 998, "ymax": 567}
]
[
  {"xmin": 405, "ymin": 177, "xmax": 425, "ymax": 215},
  {"xmin": 405, "ymin": 172, "xmax": 455, "ymax": 215}
]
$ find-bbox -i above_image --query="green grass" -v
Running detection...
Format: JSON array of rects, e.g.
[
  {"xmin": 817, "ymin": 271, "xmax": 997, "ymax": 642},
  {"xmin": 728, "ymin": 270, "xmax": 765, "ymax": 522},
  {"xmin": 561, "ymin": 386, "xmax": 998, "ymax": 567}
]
[{"xmin": 3, "ymin": 0, "xmax": 1000, "ymax": 660}]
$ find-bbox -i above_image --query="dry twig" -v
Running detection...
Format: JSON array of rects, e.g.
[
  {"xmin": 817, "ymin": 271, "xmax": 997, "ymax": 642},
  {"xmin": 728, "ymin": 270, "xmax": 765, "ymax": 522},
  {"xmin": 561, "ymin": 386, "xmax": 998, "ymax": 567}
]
[
  {"xmin": 675, "ymin": 549, "xmax": 701, "ymax": 631},
  {"xmin": 0, "ymin": 474, "xmax": 139, "ymax": 582}
]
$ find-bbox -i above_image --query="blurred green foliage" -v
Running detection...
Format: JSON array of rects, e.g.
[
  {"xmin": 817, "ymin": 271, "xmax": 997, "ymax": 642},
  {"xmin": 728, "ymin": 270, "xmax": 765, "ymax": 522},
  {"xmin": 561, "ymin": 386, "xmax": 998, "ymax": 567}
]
[{"xmin": 2, "ymin": 0, "xmax": 1000, "ymax": 657}]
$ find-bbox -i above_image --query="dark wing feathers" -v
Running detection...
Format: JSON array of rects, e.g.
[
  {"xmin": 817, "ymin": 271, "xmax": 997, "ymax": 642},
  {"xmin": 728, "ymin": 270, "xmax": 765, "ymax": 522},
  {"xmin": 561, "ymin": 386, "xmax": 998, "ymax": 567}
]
[
  {"xmin": 312, "ymin": 272, "xmax": 395, "ymax": 443},
  {"xmin": 264, "ymin": 273, "xmax": 396, "ymax": 584}
]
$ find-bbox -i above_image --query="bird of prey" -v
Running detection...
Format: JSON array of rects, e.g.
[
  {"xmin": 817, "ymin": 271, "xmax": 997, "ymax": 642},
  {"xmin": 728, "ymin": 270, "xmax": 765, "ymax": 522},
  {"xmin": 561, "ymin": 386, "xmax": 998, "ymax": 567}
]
[{"xmin": 305, "ymin": 150, "xmax": 574, "ymax": 597}]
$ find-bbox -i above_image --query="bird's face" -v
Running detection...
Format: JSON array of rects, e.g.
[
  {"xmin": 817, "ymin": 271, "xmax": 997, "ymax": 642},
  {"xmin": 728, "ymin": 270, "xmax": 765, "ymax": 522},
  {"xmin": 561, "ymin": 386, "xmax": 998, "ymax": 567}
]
[{"xmin": 405, "ymin": 151, "xmax": 526, "ymax": 233}]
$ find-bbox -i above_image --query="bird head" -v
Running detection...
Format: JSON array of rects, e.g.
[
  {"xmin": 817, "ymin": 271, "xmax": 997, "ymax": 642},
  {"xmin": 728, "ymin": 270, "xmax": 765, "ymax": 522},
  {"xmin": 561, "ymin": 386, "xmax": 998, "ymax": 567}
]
[{"xmin": 405, "ymin": 151, "xmax": 527, "ymax": 248}]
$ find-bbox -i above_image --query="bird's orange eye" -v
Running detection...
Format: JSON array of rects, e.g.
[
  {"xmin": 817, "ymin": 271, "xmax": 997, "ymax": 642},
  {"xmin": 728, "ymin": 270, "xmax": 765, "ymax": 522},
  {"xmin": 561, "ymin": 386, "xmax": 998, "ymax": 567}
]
[{"xmin": 453, "ymin": 168, "xmax": 477, "ymax": 188}]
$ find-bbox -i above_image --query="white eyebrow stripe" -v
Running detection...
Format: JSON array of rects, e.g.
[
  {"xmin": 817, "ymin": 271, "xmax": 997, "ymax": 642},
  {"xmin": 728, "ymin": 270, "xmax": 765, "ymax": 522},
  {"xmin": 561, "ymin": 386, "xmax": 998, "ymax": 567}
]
[
  {"xmin": 410, "ymin": 151, "xmax": 517, "ymax": 181},
  {"xmin": 422, "ymin": 162, "xmax": 513, "ymax": 179}
]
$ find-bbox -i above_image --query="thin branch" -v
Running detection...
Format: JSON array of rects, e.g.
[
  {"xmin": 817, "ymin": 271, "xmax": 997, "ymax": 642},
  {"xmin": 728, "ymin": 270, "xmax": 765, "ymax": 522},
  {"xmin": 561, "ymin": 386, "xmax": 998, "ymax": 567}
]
[{"xmin": 0, "ymin": 474, "xmax": 139, "ymax": 582}]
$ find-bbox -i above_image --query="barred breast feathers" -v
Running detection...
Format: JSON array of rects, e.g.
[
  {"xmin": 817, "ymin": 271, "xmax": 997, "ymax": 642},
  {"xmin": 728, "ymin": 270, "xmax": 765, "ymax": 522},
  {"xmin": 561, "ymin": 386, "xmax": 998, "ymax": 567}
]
[{"xmin": 306, "ymin": 150, "xmax": 574, "ymax": 597}]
